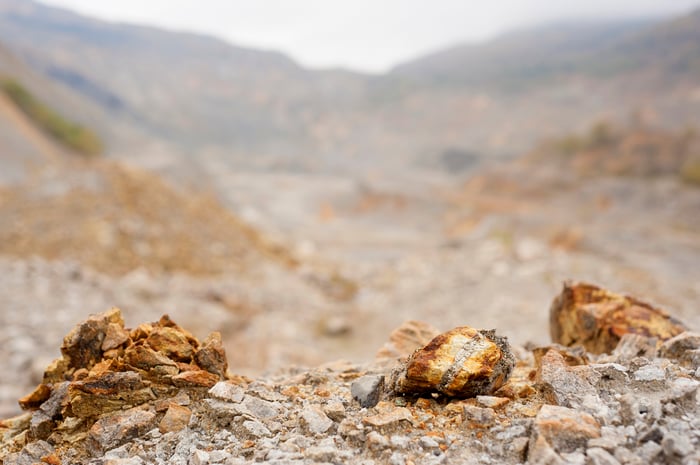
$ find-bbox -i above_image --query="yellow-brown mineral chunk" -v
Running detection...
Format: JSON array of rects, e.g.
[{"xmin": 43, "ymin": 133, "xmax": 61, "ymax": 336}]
[
  {"xmin": 390, "ymin": 326, "xmax": 515, "ymax": 398},
  {"xmin": 550, "ymin": 282, "xmax": 688, "ymax": 354}
]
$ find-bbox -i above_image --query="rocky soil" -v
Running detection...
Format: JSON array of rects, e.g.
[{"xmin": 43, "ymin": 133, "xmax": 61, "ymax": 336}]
[
  {"xmin": 1, "ymin": 283, "xmax": 698, "ymax": 465},
  {"xmin": 2, "ymin": 142, "xmax": 700, "ymax": 424},
  {"xmin": 0, "ymin": 126, "xmax": 699, "ymax": 464}
]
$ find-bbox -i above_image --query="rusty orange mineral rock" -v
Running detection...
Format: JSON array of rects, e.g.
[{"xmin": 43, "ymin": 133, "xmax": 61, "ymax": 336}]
[
  {"xmin": 19, "ymin": 308, "xmax": 229, "ymax": 423},
  {"xmin": 390, "ymin": 326, "xmax": 515, "ymax": 398},
  {"xmin": 550, "ymin": 282, "xmax": 688, "ymax": 354}
]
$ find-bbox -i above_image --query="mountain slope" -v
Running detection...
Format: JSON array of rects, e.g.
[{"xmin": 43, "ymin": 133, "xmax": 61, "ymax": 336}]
[
  {"xmin": 390, "ymin": 19, "xmax": 654, "ymax": 88},
  {"xmin": 0, "ymin": 41, "xmax": 67, "ymax": 182},
  {"xmin": 390, "ymin": 9, "xmax": 700, "ymax": 88},
  {"xmin": 0, "ymin": 0, "xmax": 363, "ymax": 162},
  {"xmin": 591, "ymin": 7, "xmax": 700, "ymax": 77},
  {"xmin": 367, "ymin": 8, "xmax": 700, "ymax": 164}
]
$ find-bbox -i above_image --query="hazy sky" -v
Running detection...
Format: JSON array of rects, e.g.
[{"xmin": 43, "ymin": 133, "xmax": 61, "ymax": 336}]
[{"xmin": 40, "ymin": 0, "xmax": 700, "ymax": 72}]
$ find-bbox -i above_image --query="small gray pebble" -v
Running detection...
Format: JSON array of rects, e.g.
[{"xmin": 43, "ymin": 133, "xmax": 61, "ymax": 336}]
[{"xmin": 351, "ymin": 375, "xmax": 385, "ymax": 408}]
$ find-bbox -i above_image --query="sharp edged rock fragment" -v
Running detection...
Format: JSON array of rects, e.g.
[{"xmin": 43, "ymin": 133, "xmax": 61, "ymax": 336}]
[
  {"xmin": 390, "ymin": 326, "xmax": 514, "ymax": 397},
  {"xmin": 375, "ymin": 320, "xmax": 441, "ymax": 364},
  {"xmin": 529, "ymin": 404, "xmax": 600, "ymax": 457},
  {"xmin": 550, "ymin": 282, "xmax": 687, "ymax": 354},
  {"xmin": 351, "ymin": 375, "xmax": 385, "ymax": 408}
]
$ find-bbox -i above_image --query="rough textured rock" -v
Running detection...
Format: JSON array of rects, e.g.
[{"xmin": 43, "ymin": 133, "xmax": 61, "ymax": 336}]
[
  {"xmin": 361, "ymin": 404, "xmax": 413, "ymax": 429},
  {"xmin": 550, "ymin": 282, "xmax": 688, "ymax": 354},
  {"xmin": 68, "ymin": 371, "xmax": 156, "ymax": 418},
  {"xmin": 659, "ymin": 331, "xmax": 700, "ymax": 369},
  {"xmin": 390, "ymin": 326, "xmax": 515, "ymax": 397},
  {"xmin": 208, "ymin": 382, "xmax": 245, "ymax": 403},
  {"xmin": 45, "ymin": 308, "xmax": 125, "ymax": 383},
  {"xmin": 145, "ymin": 326, "xmax": 195, "ymax": 362},
  {"xmin": 171, "ymin": 369, "xmax": 220, "ymax": 388},
  {"xmin": 88, "ymin": 407, "xmax": 157, "ymax": 453},
  {"xmin": 300, "ymin": 405, "xmax": 333, "ymax": 434},
  {"xmin": 17, "ymin": 385, "xmax": 51, "ymax": 411},
  {"xmin": 535, "ymin": 348, "xmax": 600, "ymax": 412},
  {"xmin": 351, "ymin": 375, "xmax": 385, "ymax": 408},
  {"xmin": 530, "ymin": 404, "xmax": 601, "ymax": 455},
  {"xmin": 29, "ymin": 381, "xmax": 68, "ymax": 440},
  {"xmin": 194, "ymin": 332, "xmax": 228, "ymax": 378},
  {"xmin": 375, "ymin": 320, "xmax": 441, "ymax": 363},
  {"xmin": 158, "ymin": 404, "xmax": 191, "ymax": 433}
]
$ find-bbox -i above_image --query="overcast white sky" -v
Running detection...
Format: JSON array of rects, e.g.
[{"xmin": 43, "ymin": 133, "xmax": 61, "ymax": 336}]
[{"xmin": 40, "ymin": 0, "xmax": 700, "ymax": 73}]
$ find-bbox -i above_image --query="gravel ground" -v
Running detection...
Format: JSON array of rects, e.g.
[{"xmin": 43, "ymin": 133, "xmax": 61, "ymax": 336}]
[{"xmin": 1, "ymin": 304, "xmax": 698, "ymax": 465}]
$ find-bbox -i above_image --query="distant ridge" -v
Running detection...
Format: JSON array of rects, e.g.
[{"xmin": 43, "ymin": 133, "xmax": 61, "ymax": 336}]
[
  {"xmin": 390, "ymin": 9, "xmax": 700, "ymax": 88},
  {"xmin": 0, "ymin": 0, "xmax": 698, "ymax": 173}
]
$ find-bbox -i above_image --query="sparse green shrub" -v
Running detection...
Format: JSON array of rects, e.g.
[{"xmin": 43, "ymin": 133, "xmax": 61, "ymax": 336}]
[
  {"xmin": 586, "ymin": 121, "xmax": 616, "ymax": 148},
  {"xmin": 1, "ymin": 78, "xmax": 103, "ymax": 156},
  {"xmin": 553, "ymin": 134, "xmax": 585, "ymax": 155},
  {"xmin": 548, "ymin": 121, "xmax": 618, "ymax": 157},
  {"xmin": 680, "ymin": 156, "xmax": 700, "ymax": 186}
]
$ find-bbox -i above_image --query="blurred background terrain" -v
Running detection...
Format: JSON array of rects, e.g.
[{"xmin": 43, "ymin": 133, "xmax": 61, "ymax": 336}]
[{"xmin": 0, "ymin": 0, "xmax": 699, "ymax": 417}]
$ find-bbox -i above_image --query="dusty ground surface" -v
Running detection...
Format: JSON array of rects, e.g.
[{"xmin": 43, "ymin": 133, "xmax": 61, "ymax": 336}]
[{"xmin": 1, "ymin": 299, "xmax": 698, "ymax": 465}]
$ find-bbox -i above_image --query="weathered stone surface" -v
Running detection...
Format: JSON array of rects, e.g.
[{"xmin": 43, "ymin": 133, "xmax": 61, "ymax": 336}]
[
  {"xmin": 525, "ymin": 435, "xmax": 566, "ymax": 465},
  {"xmin": 194, "ymin": 332, "xmax": 228, "ymax": 378},
  {"xmin": 305, "ymin": 444, "xmax": 342, "ymax": 462},
  {"xmin": 146, "ymin": 326, "xmax": 195, "ymax": 362},
  {"xmin": 301, "ymin": 405, "xmax": 333, "ymax": 434},
  {"xmin": 362, "ymin": 406, "xmax": 413, "ymax": 428},
  {"xmin": 172, "ymin": 370, "xmax": 220, "ymax": 388},
  {"xmin": 18, "ymin": 384, "xmax": 51, "ymax": 410},
  {"xmin": 129, "ymin": 322, "xmax": 154, "ymax": 342},
  {"xmin": 190, "ymin": 449, "xmax": 209, "ymax": 465},
  {"xmin": 240, "ymin": 395, "xmax": 280, "ymax": 420},
  {"xmin": 208, "ymin": 381, "xmax": 245, "ymax": 403},
  {"xmin": 661, "ymin": 431, "xmax": 694, "ymax": 458},
  {"xmin": 4, "ymin": 440, "xmax": 55, "ymax": 465},
  {"xmin": 29, "ymin": 382, "xmax": 69, "ymax": 439},
  {"xmin": 375, "ymin": 320, "xmax": 441, "ymax": 363},
  {"xmin": 68, "ymin": 371, "xmax": 156, "ymax": 418},
  {"xmin": 72, "ymin": 371, "xmax": 144, "ymax": 396},
  {"xmin": 530, "ymin": 404, "xmax": 600, "ymax": 455},
  {"xmin": 390, "ymin": 326, "xmax": 514, "ymax": 397},
  {"xmin": 533, "ymin": 344, "xmax": 589, "ymax": 367},
  {"xmin": 29, "ymin": 410, "xmax": 53, "ymax": 440},
  {"xmin": 48, "ymin": 308, "xmax": 124, "ymax": 383},
  {"xmin": 535, "ymin": 349, "xmax": 599, "ymax": 411},
  {"xmin": 550, "ymin": 282, "xmax": 687, "ymax": 354},
  {"xmin": 366, "ymin": 430, "xmax": 389, "ymax": 450},
  {"xmin": 351, "ymin": 374, "xmax": 385, "ymax": 408},
  {"xmin": 633, "ymin": 364, "xmax": 665, "ymax": 383},
  {"xmin": 124, "ymin": 345, "xmax": 179, "ymax": 376},
  {"xmin": 88, "ymin": 407, "xmax": 156, "ymax": 453},
  {"xmin": 659, "ymin": 331, "xmax": 700, "ymax": 369},
  {"xmin": 101, "ymin": 322, "xmax": 130, "ymax": 352},
  {"xmin": 663, "ymin": 377, "xmax": 699, "ymax": 410},
  {"xmin": 586, "ymin": 447, "xmax": 621, "ymax": 465},
  {"xmin": 462, "ymin": 405, "xmax": 496, "ymax": 425},
  {"xmin": 476, "ymin": 395, "xmax": 509, "ymax": 409},
  {"xmin": 158, "ymin": 404, "xmax": 191, "ymax": 433},
  {"xmin": 611, "ymin": 333, "xmax": 657, "ymax": 360},
  {"xmin": 638, "ymin": 441, "xmax": 664, "ymax": 463},
  {"xmin": 242, "ymin": 419, "xmax": 272, "ymax": 438}
]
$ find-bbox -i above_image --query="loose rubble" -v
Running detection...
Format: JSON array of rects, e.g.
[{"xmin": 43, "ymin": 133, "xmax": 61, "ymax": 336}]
[{"xmin": 1, "ymin": 284, "xmax": 698, "ymax": 464}]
